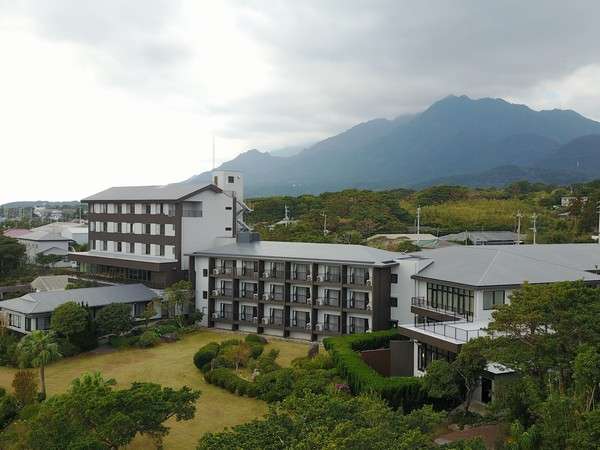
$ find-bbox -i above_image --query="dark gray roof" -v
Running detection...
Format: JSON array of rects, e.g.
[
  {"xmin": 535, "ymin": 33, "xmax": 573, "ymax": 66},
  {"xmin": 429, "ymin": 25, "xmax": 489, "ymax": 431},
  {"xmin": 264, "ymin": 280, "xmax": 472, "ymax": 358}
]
[
  {"xmin": 82, "ymin": 183, "xmax": 220, "ymax": 201},
  {"xmin": 0, "ymin": 284, "xmax": 157, "ymax": 315},
  {"xmin": 440, "ymin": 231, "xmax": 521, "ymax": 243},
  {"xmin": 190, "ymin": 241, "xmax": 402, "ymax": 266},
  {"xmin": 413, "ymin": 244, "xmax": 600, "ymax": 287},
  {"xmin": 17, "ymin": 229, "xmax": 70, "ymax": 242}
]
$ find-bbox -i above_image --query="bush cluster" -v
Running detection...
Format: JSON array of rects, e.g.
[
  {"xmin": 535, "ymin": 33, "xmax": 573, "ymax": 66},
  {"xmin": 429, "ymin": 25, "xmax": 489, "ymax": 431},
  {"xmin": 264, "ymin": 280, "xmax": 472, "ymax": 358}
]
[
  {"xmin": 193, "ymin": 342, "xmax": 221, "ymax": 371},
  {"xmin": 323, "ymin": 330, "xmax": 426, "ymax": 411},
  {"xmin": 203, "ymin": 368, "xmax": 258, "ymax": 397},
  {"xmin": 137, "ymin": 330, "xmax": 161, "ymax": 348}
]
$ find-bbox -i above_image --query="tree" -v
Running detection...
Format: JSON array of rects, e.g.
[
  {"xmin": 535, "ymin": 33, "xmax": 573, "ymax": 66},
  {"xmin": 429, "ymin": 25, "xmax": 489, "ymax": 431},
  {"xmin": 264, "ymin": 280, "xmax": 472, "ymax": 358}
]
[
  {"xmin": 26, "ymin": 372, "xmax": 200, "ymax": 449},
  {"xmin": 573, "ymin": 344, "xmax": 600, "ymax": 412},
  {"xmin": 50, "ymin": 301, "xmax": 88, "ymax": 342},
  {"xmin": 0, "ymin": 235, "xmax": 25, "ymax": 275},
  {"xmin": 95, "ymin": 303, "xmax": 134, "ymax": 336},
  {"xmin": 198, "ymin": 392, "xmax": 448, "ymax": 450},
  {"xmin": 422, "ymin": 359, "xmax": 460, "ymax": 401},
  {"xmin": 35, "ymin": 253, "xmax": 64, "ymax": 267},
  {"xmin": 454, "ymin": 342, "xmax": 487, "ymax": 412},
  {"xmin": 17, "ymin": 331, "xmax": 62, "ymax": 398},
  {"xmin": 222, "ymin": 343, "xmax": 252, "ymax": 372},
  {"xmin": 141, "ymin": 299, "xmax": 159, "ymax": 328},
  {"xmin": 163, "ymin": 280, "xmax": 194, "ymax": 328},
  {"xmin": 12, "ymin": 370, "xmax": 37, "ymax": 407}
]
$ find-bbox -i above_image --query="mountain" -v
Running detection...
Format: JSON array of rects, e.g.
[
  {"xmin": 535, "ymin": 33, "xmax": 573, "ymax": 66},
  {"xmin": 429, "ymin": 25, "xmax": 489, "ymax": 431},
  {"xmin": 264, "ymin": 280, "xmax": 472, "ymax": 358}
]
[
  {"xmin": 269, "ymin": 145, "xmax": 307, "ymax": 157},
  {"xmin": 186, "ymin": 95, "xmax": 600, "ymax": 196}
]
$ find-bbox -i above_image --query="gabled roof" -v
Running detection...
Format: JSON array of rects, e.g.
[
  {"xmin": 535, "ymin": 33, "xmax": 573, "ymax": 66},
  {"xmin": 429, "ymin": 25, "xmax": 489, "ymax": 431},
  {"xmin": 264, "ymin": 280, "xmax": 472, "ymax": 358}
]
[
  {"xmin": 31, "ymin": 275, "xmax": 70, "ymax": 292},
  {"xmin": 82, "ymin": 183, "xmax": 221, "ymax": 202},
  {"xmin": 3, "ymin": 229, "xmax": 31, "ymax": 238},
  {"xmin": 413, "ymin": 244, "xmax": 600, "ymax": 288},
  {"xmin": 190, "ymin": 241, "xmax": 402, "ymax": 266},
  {"xmin": 17, "ymin": 229, "xmax": 70, "ymax": 242},
  {"xmin": 440, "ymin": 231, "xmax": 521, "ymax": 243},
  {"xmin": 0, "ymin": 284, "xmax": 157, "ymax": 315}
]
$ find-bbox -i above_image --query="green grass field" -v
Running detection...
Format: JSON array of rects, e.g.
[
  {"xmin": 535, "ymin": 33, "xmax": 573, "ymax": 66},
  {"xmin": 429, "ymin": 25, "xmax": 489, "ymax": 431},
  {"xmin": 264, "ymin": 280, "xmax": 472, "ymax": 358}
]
[{"xmin": 0, "ymin": 330, "xmax": 310, "ymax": 450}]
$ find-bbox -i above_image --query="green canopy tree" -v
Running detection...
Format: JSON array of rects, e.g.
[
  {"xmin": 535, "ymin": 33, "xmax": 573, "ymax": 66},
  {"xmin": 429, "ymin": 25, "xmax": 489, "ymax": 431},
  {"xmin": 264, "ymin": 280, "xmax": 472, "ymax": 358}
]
[
  {"xmin": 0, "ymin": 235, "xmax": 25, "ymax": 275},
  {"xmin": 50, "ymin": 301, "xmax": 88, "ymax": 342},
  {"xmin": 26, "ymin": 372, "xmax": 201, "ymax": 449},
  {"xmin": 17, "ymin": 331, "xmax": 62, "ymax": 398},
  {"xmin": 163, "ymin": 280, "xmax": 194, "ymax": 328},
  {"xmin": 96, "ymin": 303, "xmax": 134, "ymax": 336}
]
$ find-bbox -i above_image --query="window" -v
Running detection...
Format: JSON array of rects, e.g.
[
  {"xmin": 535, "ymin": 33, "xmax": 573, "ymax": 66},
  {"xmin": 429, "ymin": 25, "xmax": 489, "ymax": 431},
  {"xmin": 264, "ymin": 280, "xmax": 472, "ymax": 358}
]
[
  {"xmin": 228, "ymin": 176, "xmax": 235, "ymax": 183},
  {"xmin": 145, "ymin": 244, "xmax": 151, "ymax": 255},
  {"xmin": 117, "ymin": 223, "xmax": 122, "ymax": 233},
  {"xmin": 483, "ymin": 290, "xmax": 505, "ymax": 310},
  {"xmin": 225, "ymin": 227, "xmax": 232, "ymax": 231},
  {"xmin": 25, "ymin": 317, "xmax": 31, "ymax": 332},
  {"xmin": 390, "ymin": 297, "xmax": 398, "ymax": 307},
  {"xmin": 8, "ymin": 314, "xmax": 21, "ymax": 328},
  {"xmin": 182, "ymin": 202, "xmax": 203, "ymax": 217},
  {"xmin": 91, "ymin": 240, "xmax": 96, "ymax": 250},
  {"xmin": 145, "ymin": 204, "xmax": 151, "ymax": 214},
  {"xmin": 417, "ymin": 343, "xmax": 456, "ymax": 371},
  {"xmin": 101, "ymin": 203, "xmax": 107, "ymax": 213},
  {"xmin": 117, "ymin": 204, "xmax": 123, "ymax": 214},
  {"xmin": 117, "ymin": 242, "xmax": 122, "ymax": 252},
  {"xmin": 160, "ymin": 224, "xmax": 165, "ymax": 235},
  {"xmin": 102, "ymin": 240, "xmax": 107, "ymax": 251},
  {"xmin": 36, "ymin": 316, "xmax": 50, "ymax": 330},
  {"xmin": 202, "ymin": 290, "xmax": 207, "ymax": 299},
  {"xmin": 159, "ymin": 245, "xmax": 165, "ymax": 256},
  {"xmin": 391, "ymin": 274, "xmax": 398, "ymax": 284},
  {"xmin": 129, "ymin": 242, "xmax": 135, "ymax": 253},
  {"xmin": 427, "ymin": 283, "xmax": 474, "ymax": 320},
  {"xmin": 102, "ymin": 222, "xmax": 108, "ymax": 232},
  {"xmin": 202, "ymin": 269, "xmax": 208, "ymax": 277},
  {"xmin": 349, "ymin": 316, "xmax": 369, "ymax": 333},
  {"xmin": 90, "ymin": 222, "xmax": 95, "ymax": 232},
  {"xmin": 225, "ymin": 206, "xmax": 232, "ymax": 210},
  {"xmin": 133, "ymin": 302, "xmax": 146, "ymax": 318}
]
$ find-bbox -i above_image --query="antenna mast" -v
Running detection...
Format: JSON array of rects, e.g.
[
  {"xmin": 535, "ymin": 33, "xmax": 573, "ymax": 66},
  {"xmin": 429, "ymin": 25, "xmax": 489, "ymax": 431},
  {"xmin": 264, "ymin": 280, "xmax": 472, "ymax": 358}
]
[
  {"xmin": 530, "ymin": 213, "xmax": 538, "ymax": 245},
  {"xmin": 516, "ymin": 211, "xmax": 523, "ymax": 245}
]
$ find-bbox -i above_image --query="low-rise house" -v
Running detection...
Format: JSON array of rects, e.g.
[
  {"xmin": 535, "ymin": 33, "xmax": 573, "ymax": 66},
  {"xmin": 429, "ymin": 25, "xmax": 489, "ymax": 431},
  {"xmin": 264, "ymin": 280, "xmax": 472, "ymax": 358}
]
[
  {"xmin": 0, "ymin": 284, "xmax": 160, "ymax": 334},
  {"xmin": 439, "ymin": 231, "xmax": 523, "ymax": 245},
  {"xmin": 15, "ymin": 229, "xmax": 72, "ymax": 266},
  {"xmin": 367, "ymin": 233, "xmax": 440, "ymax": 249}
]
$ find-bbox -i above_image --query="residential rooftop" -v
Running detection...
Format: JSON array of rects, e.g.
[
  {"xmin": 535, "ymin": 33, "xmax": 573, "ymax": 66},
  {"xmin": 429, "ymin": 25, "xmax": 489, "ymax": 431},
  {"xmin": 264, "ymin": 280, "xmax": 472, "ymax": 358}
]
[
  {"xmin": 0, "ymin": 284, "xmax": 157, "ymax": 315},
  {"xmin": 82, "ymin": 183, "xmax": 221, "ymax": 202},
  {"xmin": 439, "ymin": 230, "xmax": 521, "ymax": 243},
  {"xmin": 189, "ymin": 241, "xmax": 402, "ymax": 266},
  {"xmin": 412, "ymin": 244, "xmax": 600, "ymax": 288}
]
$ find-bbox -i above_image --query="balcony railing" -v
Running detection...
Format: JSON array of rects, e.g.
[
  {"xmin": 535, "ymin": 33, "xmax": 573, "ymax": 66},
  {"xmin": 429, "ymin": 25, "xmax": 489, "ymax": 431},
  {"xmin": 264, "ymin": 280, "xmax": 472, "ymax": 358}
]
[
  {"xmin": 212, "ymin": 288, "xmax": 234, "ymax": 298},
  {"xmin": 239, "ymin": 290, "xmax": 259, "ymax": 300},
  {"xmin": 411, "ymin": 296, "xmax": 473, "ymax": 321},
  {"xmin": 347, "ymin": 298, "xmax": 370, "ymax": 311},
  {"xmin": 263, "ymin": 317, "xmax": 284, "ymax": 327},
  {"xmin": 316, "ymin": 322, "xmax": 340, "ymax": 333},
  {"xmin": 239, "ymin": 314, "xmax": 258, "ymax": 324},
  {"xmin": 291, "ymin": 295, "xmax": 311, "ymax": 304},
  {"xmin": 262, "ymin": 269, "xmax": 285, "ymax": 280},
  {"xmin": 413, "ymin": 321, "xmax": 483, "ymax": 343},
  {"xmin": 211, "ymin": 267, "xmax": 236, "ymax": 277},
  {"xmin": 291, "ymin": 271, "xmax": 312, "ymax": 282},
  {"xmin": 262, "ymin": 293, "xmax": 284, "ymax": 302},
  {"xmin": 291, "ymin": 319, "xmax": 311, "ymax": 330},
  {"xmin": 239, "ymin": 267, "xmax": 259, "ymax": 279},
  {"xmin": 349, "ymin": 324, "xmax": 368, "ymax": 334},
  {"xmin": 348, "ymin": 273, "xmax": 371, "ymax": 286},
  {"xmin": 316, "ymin": 273, "xmax": 341, "ymax": 283},
  {"xmin": 213, "ymin": 311, "xmax": 234, "ymax": 321},
  {"xmin": 316, "ymin": 297, "xmax": 341, "ymax": 308}
]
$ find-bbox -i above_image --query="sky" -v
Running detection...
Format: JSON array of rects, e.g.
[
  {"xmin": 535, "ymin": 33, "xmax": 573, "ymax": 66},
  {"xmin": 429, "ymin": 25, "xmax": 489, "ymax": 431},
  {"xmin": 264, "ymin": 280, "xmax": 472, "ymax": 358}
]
[{"xmin": 1, "ymin": 0, "xmax": 600, "ymax": 205}]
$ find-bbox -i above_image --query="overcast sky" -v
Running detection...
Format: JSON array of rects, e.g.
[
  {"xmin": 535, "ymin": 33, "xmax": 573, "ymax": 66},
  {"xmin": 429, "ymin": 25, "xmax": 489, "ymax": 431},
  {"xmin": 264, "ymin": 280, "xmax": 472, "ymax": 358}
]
[{"xmin": 2, "ymin": 0, "xmax": 600, "ymax": 205}]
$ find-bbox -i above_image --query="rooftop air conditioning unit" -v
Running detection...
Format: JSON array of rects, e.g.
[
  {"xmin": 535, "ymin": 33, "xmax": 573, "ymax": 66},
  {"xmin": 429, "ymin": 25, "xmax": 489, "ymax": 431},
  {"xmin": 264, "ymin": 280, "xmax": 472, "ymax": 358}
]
[{"xmin": 366, "ymin": 279, "xmax": 372, "ymax": 287}]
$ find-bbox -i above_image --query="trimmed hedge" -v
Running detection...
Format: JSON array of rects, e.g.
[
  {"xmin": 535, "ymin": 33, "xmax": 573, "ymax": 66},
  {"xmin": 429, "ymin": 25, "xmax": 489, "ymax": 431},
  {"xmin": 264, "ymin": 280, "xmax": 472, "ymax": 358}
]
[
  {"xmin": 323, "ymin": 329, "xmax": 426, "ymax": 411},
  {"xmin": 193, "ymin": 342, "xmax": 220, "ymax": 370},
  {"xmin": 245, "ymin": 334, "xmax": 267, "ymax": 345},
  {"xmin": 204, "ymin": 368, "xmax": 257, "ymax": 397}
]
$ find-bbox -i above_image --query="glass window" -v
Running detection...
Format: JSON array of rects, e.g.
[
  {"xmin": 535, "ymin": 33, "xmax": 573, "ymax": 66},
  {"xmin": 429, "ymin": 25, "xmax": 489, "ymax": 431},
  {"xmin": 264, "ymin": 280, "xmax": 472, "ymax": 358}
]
[
  {"xmin": 483, "ymin": 290, "xmax": 505, "ymax": 310},
  {"xmin": 183, "ymin": 202, "xmax": 203, "ymax": 217}
]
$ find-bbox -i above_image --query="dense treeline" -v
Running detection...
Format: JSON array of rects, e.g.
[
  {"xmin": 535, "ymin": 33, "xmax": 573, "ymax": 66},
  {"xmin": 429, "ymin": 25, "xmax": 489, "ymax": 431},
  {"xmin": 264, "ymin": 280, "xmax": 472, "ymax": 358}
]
[{"xmin": 247, "ymin": 180, "xmax": 600, "ymax": 245}]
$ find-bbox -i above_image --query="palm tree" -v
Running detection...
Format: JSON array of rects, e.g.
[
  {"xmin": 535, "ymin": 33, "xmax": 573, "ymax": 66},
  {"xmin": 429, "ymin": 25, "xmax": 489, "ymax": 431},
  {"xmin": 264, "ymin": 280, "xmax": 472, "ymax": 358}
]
[{"xmin": 17, "ymin": 330, "xmax": 62, "ymax": 398}]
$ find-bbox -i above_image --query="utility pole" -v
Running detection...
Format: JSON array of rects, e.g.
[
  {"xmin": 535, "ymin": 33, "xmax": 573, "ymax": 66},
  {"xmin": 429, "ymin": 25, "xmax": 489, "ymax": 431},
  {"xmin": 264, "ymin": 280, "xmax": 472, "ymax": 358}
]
[
  {"xmin": 321, "ymin": 211, "xmax": 328, "ymax": 236},
  {"xmin": 597, "ymin": 201, "xmax": 600, "ymax": 245},
  {"xmin": 416, "ymin": 206, "xmax": 421, "ymax": 244},
  {"xmin": 530, "ymin": 213, "xmax": 538, "ymax": 245},
  {"xmin": 516, "ymin": 211, "xmax": 523, "ymax": 245}
]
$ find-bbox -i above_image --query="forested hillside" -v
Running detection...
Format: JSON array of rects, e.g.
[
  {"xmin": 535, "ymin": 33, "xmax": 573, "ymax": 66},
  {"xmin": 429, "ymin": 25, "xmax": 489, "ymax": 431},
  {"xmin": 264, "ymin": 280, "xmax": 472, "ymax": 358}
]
[{"xmin": 246, "ymin": 181, "xmax": 600, "ymax": 246}]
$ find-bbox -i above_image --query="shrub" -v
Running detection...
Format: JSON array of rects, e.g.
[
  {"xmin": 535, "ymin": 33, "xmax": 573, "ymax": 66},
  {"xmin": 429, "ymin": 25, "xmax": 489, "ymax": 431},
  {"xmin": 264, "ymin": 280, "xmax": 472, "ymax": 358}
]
[
  {"xmin": 193, "ymin": 342, "xmax": 220, "ymax": 370},
  {"xmin": 137, "ymin": 330, "xmax": 160, "ymax": 348},
  {"xmin": 291, "ymin": 369, "xmax": 335, "ymax": 397},
  {"xmin": 0, "ymin": 394, "xmax": 17, "ymax": 428},
  {"xmin": 0, "ymin": 335, "xmax": 20, "ymax": 366},
  {"xmin": 108, "ymin": 334, "xmax": 139, "ymax": 349},
  {"xmin": 154, "ymin": 324, "xmax": 179, "ymax": 337},
  {"xmin": 96, "ymin": 303, "xmax": 134, "ymax": 336},
  {"xmin": 323, "ymin": 330, "xmax": 426, "ymax": 411},
  {"xmin": 219, "ymin": 339, "xmax": 242, "ymax": 349},
  {"xmin": 245, "ymin": 334, "xmax": 267, "ymax": 345},
  {"xmin": 204, "ymin": 368, "xmax": 257, "ymax": 397},
  {"xmin": 255, "ymin": 368, "xmax": 295, "ymax": 402},
  {"xmin": 292, "ymin": 353, "xmax": 334, "ymax": 370},
  {"xmin": 248, "ymin": 342, "xmax": 264, "ymax": 359},
  {"xmin": 57, "ymin": 338, "xmax": 80, "ymax": 358},
  {"xmin": 211, "ymin": 355, "xmax": 235, "ymax": 370},
  {"xmin": 70, "ymin": 315, "xmax": 98, "ymax": 352},
  {"xmin": 255, "ymin": 349, "xmax": 281, "ymax": 374},
  {"xmin": 12, "ymin": 370, "xmax": 37, "ymax": 407}
]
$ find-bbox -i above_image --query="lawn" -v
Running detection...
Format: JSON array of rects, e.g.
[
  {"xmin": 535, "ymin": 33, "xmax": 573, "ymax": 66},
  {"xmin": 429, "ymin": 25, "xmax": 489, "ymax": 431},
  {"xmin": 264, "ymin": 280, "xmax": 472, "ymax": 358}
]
[{"xmin": 0, "ymin": 330, "xmax": 310, "ymax": 450}]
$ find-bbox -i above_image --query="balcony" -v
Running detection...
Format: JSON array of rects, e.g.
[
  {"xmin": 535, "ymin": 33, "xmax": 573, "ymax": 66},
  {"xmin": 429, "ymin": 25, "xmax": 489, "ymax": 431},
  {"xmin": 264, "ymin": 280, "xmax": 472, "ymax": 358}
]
[
  {"xmin": 212, "ymin": 311, "xmax": 235, "ymax": 322},
  {"xmin": 411, "ymin": 297, "xmax": 473, "ymax": 322},
  {"xmin": 290, "ymin": 295, "xmax": 311, "ymax": 305},
  {"xmin": 346, "ymin": 298, "xmax": 371, "ymax": 312},
  {"xmin": 210, "ymin": 267, "xmax": 236, "ymax": 278},
  {"xmin": 347, "ymin": 273, "xmax": 372, "ymax": 288},
  {"xmin": 412, "ymin": 321, "xmax": 483, "ymax": 343},
  {"xmin": 315, "ymin": 273, "xmax": 341, "ymax": 284},
  {"xmin": 211, "ymin": 288, "xmax": 234, "ymax": 299},
  {"xmin": 290, "ymin": 272, "xmax": 312, "ymax": 282},
  {"xmin": 288, "ymin": 319, "xmax": 312, "ymax": 332},
  {"xmin": 239, "ymin": 314, "xmax": 259, "ymax": 325},
  {"xmin": 261, "ymin": 293, "xmax": 285, "ymax": 303},
  {"xmin": 348, "ymin": 324, "xmax": 369, "ymax": 334},
  {"xmin": 239, "ymin": 290, "xmax": 260, "ymax": 302},
  {"xmin": 316, "ymin": 297, "xmax": 341, "ymax": 308},
  {"xmin": 261, "ymin": 269, "xmax": 286, "ymax": 281},
  {"xmin": 314, "ymin": 322, "xmax": 341, "ymax": 335},
  {"xmin": 239, "ymin": 267, "xmax": 259, "ymax": 280},
  {"xmin": 261, "ymin": 317, "xmax": 285, "ymax": 328}
]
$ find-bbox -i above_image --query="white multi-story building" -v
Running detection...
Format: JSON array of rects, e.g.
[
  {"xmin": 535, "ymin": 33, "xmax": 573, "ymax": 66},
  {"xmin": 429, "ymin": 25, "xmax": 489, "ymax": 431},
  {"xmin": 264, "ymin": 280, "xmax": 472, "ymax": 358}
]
[{"xmin": 70, "ymin": 171, "xmax": 248, "ymax": 288}]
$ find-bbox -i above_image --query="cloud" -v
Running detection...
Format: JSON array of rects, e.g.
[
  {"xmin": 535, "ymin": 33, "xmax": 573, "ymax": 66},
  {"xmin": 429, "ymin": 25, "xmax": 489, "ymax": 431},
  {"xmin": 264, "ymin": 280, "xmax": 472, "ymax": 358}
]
[{"xmin": 1, "ymin": 0, "xmax": 600, "ymax": 204}]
